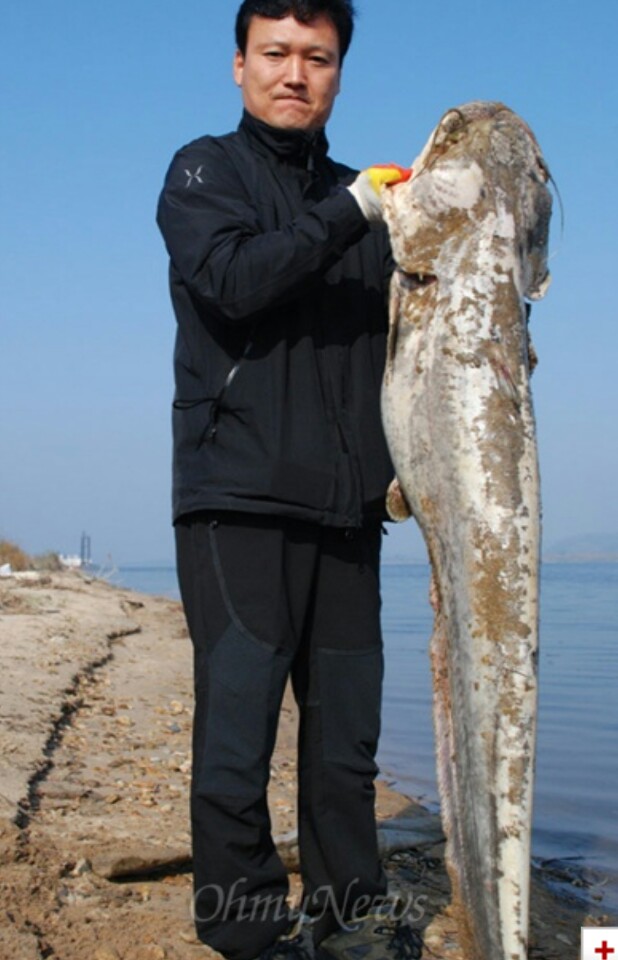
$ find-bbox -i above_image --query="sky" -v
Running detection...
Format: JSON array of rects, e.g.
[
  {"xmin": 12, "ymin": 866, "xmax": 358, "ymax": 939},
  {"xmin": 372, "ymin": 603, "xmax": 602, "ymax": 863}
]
[{"xmin": 1, "ymin": 0, "xmax": 616, "ymax": 565}]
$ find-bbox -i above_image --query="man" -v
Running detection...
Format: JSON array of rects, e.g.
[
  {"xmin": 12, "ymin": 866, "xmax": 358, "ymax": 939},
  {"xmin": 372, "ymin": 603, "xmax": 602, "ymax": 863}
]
[{"xmin": 157, "ymin": 3, "xmax": 414, "ymax": 959}]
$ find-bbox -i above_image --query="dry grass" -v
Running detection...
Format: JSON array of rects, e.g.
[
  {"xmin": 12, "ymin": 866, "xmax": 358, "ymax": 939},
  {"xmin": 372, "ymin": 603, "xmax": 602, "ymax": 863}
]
[
  {"xmin": 0, "ymin": 539, "xmax": 32, "ymax": 571},
  {"xmin": 33, "ymin": 551, "xmax": 63, "ymax": 572}
]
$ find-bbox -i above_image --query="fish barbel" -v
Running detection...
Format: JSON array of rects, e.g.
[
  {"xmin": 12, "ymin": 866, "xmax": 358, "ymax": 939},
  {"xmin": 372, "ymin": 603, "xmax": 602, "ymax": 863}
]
[{"xmin": 380, "ymin": 102, "xmax": 552, "ymax": 960}]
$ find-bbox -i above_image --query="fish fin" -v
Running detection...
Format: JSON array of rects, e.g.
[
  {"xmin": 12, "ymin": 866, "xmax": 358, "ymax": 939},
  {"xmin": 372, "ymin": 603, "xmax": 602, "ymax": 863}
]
[
  {"xmin": 526, "ymin": 270, "xmax": 551, "ymax": 301},
  {"xmin": 527, "ymin": 333, "xmax": 538, "ymax": 374},
  {"xmin": 386, "ymin": 274, "xmax": 402, "ymax": 371},
  {"xmin": 386, "ymin": 478, "xmax": 413, "ymax": 522},
  {"xmin": 524, "ymin": 304, "xmax": 539, "ymax": 375},
  {"xmin": 487, "ymin": 347, "xmax": 522, "ymax": 406}
]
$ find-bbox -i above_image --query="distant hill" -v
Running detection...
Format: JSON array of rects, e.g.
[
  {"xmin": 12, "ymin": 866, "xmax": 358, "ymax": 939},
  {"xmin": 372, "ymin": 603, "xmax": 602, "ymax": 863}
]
[{"xmin": 544, "ymin": 533, "xmax": 618, "ymax": 562}]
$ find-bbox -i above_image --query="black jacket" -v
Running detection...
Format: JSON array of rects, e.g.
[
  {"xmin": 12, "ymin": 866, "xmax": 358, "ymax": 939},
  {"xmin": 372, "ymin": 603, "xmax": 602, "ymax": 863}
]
[{"xmin": 157, "ymin": 111, "xmax": 394, "ymax": 527}]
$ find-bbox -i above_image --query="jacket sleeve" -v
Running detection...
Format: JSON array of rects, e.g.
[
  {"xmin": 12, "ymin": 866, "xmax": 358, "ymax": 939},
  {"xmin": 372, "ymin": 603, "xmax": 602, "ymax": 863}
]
[{"xmin": 156, "ymin": 139, "xmax": 370, "ymax": 324}]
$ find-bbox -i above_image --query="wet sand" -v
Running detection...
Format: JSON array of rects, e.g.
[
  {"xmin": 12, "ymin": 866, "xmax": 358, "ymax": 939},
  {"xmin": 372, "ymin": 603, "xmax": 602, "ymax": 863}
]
[{"xmin": 0, "ymin": 571, "xmax": 613, "ymax": 960}]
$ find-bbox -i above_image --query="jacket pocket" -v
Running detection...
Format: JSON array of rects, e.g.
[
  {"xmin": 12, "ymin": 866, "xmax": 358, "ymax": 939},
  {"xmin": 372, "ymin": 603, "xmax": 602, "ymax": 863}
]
[{"xmin": 172, "ymin": 396, "xmax": 219, "ymax": 449}]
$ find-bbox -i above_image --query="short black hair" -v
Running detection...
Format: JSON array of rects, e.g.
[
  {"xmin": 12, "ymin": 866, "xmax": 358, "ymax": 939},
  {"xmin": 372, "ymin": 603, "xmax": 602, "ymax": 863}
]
[{"xmin": 235, "ymin": 0, "xmax": 357, "ymax": 63}]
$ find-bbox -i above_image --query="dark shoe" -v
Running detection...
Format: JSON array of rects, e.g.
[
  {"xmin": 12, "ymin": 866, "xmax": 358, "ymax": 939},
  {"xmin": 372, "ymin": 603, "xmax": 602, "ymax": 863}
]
[
  {"xmin": 257, "ymin": 921, "xmax": 315, "ymax": 960},
  {"xmin": 317, "ymin": 913, "xmax": 423, "ymax": 960}
]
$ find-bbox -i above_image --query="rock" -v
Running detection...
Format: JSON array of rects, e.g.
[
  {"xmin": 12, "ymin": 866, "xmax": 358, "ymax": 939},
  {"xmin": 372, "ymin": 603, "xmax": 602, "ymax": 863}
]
[
  {"xmin": 377, "ymin": 821, "xmax": 445, "ymax": 859},
  {"xmin": 273, "ymin": 830, "xmax": 299, "ymax": 871},
  {"xmin": 121, "ymin": 598, "xmax": 145, "ymax": 612},
  {"xmin": 273, "ymin": 817, "xmax": 445, "ymax": 873},
  {"xmin": 36, "ymin": 781, "xmax": 89, "ymax": 800},
  {"xmin": 94, "ymin": 949, "xmax": 121, "ymax": 960},
  {"xmin": 90, "ymin": 845, "xmax": 191, "ymax": 880},
  {"xmin": 106, "ymin": 619, "xmax": 141, "ymax": 640},
  {"xmin": 179, "ymin": 929, "xmax": 201, "ymax": 944},
  {"xmin": 124, "ymin": 946, "xmax": 167, "ymax": 960}
]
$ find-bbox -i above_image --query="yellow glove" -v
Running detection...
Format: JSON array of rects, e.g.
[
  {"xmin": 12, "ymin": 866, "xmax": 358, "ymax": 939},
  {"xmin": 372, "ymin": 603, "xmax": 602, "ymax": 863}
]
[{"xmin": 348, "ymin": 164, "xmax": 412, "ymax": 223}]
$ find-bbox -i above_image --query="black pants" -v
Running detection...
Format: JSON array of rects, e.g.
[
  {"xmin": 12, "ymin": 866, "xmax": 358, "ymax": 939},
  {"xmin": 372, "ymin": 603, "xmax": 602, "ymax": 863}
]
[{"xmin": 175, "ymin": 512, "xmax": 387, "ymax": 960}]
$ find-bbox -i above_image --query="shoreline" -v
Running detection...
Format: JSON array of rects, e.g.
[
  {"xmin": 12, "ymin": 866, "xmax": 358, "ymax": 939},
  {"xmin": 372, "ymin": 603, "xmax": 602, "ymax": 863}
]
[{"xmin": 0, "ymin": 571, "xmax": 613, "ymax": 959}]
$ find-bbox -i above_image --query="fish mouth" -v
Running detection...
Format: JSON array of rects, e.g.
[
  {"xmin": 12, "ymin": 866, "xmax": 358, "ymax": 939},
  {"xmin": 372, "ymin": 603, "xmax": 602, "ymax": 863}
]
[{"xmin": 397, "ymin": 269, "xmax": 437, "ymax": 291}]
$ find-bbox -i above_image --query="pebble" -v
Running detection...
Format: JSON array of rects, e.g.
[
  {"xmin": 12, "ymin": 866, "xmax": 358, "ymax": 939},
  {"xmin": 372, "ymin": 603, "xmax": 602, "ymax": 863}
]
[
  {"xmin": 556, "ymin": 933, "xmax": 572, "ymax": 945},
  {"xmin": 124, "ymin": 947, "xmax": 167, "ymax": 960},
  {"xmin": 91, "ymin": 846, "xmax": 191, "ymax": 880},
  {"xmin": 71, "ymin": 857, "xmax": 92, "ymax": 876},
  {"xmin": 179, "ymin": 929, "xmax": 200, "ymax": 944},
  {"xmin": 94, "ymin": 948, "xmax": 121, "ymax": 960},
  {"xmin": 109, "ymin": 757, "xmax": 129, "ymax": 768}
]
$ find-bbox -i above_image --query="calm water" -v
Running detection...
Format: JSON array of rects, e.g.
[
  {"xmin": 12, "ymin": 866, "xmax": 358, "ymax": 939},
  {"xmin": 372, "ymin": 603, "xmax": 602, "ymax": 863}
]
[
  {"xmin": 378, "ymin": 562, "xmax": 618, "ymax": 914},
  {"xmin": 112, "ymin": 561, "xmax": 618, "ymax": 911}
]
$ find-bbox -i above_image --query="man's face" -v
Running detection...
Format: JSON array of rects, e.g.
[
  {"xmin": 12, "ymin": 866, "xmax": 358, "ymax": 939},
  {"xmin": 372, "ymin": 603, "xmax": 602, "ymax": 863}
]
[{"xmin": 233, "ymin": 14, "xmax": 341, "ymax": 132}]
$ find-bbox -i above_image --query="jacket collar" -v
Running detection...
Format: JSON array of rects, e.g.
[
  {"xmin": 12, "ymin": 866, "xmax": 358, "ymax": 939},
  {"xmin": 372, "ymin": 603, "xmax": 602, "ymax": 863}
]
[{"xmin": 239, "ymin": 110, "xmax": 329, "ymax": 169}]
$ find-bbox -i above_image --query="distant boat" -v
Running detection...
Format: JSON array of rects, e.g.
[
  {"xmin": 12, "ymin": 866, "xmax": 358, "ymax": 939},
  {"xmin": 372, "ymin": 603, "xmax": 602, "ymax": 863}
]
[{"xmin": 59, "ymin": 554, "xmax": 83, "ymax": 569}]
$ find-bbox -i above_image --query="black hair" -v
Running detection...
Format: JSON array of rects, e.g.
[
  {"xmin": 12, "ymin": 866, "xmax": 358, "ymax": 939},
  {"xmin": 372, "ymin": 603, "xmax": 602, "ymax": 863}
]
[{"xmin": 235, "ymin": 0, "xmax": 356, "ymax": 63}]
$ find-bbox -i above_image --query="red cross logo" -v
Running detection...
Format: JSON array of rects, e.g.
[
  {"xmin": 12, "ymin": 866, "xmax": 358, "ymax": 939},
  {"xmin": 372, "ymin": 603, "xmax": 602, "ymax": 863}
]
[{"xmin": 582, "ymin": 927, "xmax": 618, "ymax": 960}]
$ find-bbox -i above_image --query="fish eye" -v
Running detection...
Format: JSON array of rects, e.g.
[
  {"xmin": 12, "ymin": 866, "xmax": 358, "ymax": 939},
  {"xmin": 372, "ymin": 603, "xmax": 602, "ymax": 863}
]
[{"xmin": 536, "ymin": 157, "xmax": 550, "ymax": 183}]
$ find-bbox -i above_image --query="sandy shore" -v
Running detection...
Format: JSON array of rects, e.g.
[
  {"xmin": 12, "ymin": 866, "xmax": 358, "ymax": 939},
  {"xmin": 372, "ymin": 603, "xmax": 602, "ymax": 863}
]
[{"xmin": 0, "ymin": 571, "xmax": 612, "ymax": 960}]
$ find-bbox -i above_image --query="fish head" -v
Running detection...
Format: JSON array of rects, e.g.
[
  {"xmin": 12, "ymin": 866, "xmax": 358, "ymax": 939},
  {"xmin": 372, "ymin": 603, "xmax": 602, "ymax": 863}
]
[{"xmin": 382, "ymin": 101, "xmax": 553, "ymax": 303}]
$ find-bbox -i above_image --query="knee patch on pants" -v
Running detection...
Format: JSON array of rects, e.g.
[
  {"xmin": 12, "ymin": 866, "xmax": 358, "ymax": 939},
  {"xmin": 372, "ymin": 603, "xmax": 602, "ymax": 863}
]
[
  {"xmin": 318, "ymin": 646, "xmax": 383, "ymax": 773},
  {"xmin": 194, "ymin": 622, "xmax": 291, "ymax": 798}
]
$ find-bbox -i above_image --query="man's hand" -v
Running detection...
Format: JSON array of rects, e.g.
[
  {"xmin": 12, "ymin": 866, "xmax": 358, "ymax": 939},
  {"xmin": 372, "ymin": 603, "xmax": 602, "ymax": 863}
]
[{"xmin": 348, "ymin": 164, "xmax": 412, "ymax": 223}]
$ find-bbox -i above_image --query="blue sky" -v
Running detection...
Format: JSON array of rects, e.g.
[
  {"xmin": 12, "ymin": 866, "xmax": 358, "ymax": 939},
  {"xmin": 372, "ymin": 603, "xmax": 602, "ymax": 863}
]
[{"xmin": 1, "ymin": 0, "xmax": 616, "ymax": 564}]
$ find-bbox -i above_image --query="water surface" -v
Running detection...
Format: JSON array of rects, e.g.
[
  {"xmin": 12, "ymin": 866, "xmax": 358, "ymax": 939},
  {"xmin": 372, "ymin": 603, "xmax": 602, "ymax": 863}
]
[{"xmin": 379, "ymin": 561, "xmax": 618, "ymax": 913}]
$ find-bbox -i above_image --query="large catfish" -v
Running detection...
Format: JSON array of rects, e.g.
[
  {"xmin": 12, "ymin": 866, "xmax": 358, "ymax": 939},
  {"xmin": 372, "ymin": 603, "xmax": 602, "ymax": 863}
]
[{"xmin": 380, "ymin": 102, "xmax": 552, "ymax": 960}]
